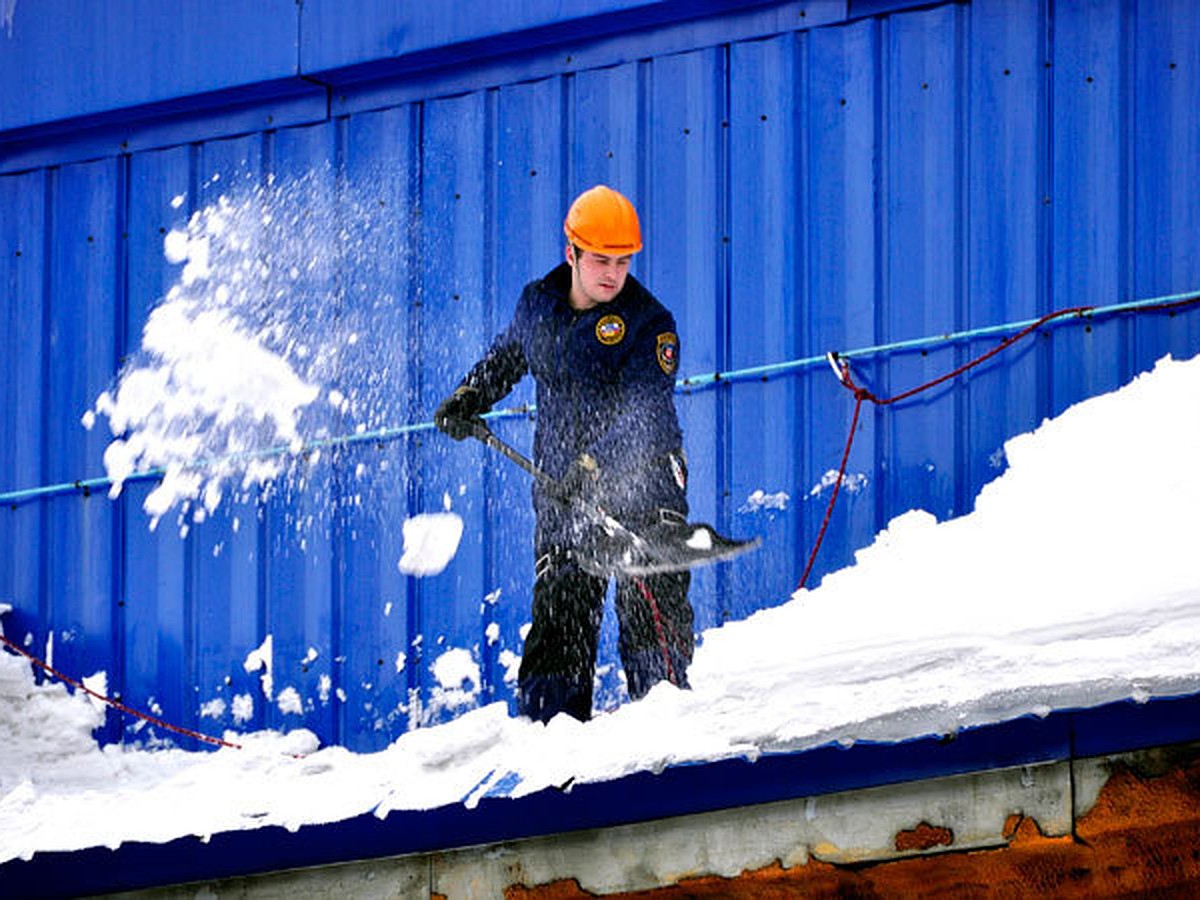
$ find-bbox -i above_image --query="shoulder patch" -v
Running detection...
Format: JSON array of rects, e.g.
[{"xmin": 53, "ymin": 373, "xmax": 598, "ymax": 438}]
[
  {"xmin": 595, "ymin": 314, "xmax": 626, "ymax": 346},
  {"xmin": 656, "ymin": 332, "xmax": 679, "ymax": 375}
]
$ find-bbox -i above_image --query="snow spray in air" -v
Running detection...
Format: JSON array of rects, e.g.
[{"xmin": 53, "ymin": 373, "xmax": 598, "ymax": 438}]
[{"xmin": 85, "ymin": 167, "xmax": 416, "ymax": 533}]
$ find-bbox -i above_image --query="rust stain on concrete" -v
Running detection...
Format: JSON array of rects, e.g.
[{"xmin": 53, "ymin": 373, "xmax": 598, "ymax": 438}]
[
  {"xmin": 506, "ymin": 754, "xmax": 1200, "ymax": 898},
  {"xmin": 894, "ymin": 820, "xmax": 954, "ymax": 852}
]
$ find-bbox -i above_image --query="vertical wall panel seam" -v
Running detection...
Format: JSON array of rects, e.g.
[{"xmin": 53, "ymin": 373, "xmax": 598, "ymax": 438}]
[
  {"xmin": 257, "ymin": 131, "xmax": 274, "ymax": 735},
  {"xmin": 294, "ymin": 0, "xmax": 304, "ymax": 79},
  {"xmin": 1038, "ymin": 0, "xmax": 1055, "ymax": 423},
  {"xmin": 1119, "ymin": 0, "xmax": 1135, "ymax": 382},
  {"xmin": 561, "ymin": 74, "xmax": 575, "ymax": 203},
  {"xmin": 638, "ymin": 59, "xmax": 651, "ymax": 277},
  {"xmin": 405, "ymin": 102, "xmax": 426, "ymax": 724},
  {"xmin": 794, "ymin": 29, "xmax": 810, "ymax": 567},
  {"xmin": 481, "ymin": 88, "xmax": 498, "ymax": 702},
  {"xmin": 717, "ymin": 42, "xmax": 732, "ymax": 618},
  {"xmin": 953, "ymin": 3, "xmax": 968, "ymax": 519},
  {"xmin": 183, "ymin": 143, "xmax": 199, "ymax": 733},
  {"xmin": 112, "ymin": 153, "xmax": 131, "ymax": 741},
  {"xmin": 872, "ymin": 16, "xmax": 889, "ymax": 535},
  {"xmin": 38, "ymin": 168, "xmax": 54, "ymax": 652},
  {"xmin": 330, "ymin": 116, "xmax": 348, "ymax": 747}
]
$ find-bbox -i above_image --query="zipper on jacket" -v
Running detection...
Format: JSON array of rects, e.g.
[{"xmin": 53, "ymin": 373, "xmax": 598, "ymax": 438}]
[{"xmin": 561, "ymin": 307, "xmax": 584, "ymax": 463}]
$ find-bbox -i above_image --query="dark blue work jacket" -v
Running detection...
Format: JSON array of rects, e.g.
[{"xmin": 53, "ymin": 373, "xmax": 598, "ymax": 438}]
[{"xmin": 460, "ymin": 263, "xmax": 687, "ymax": 544}]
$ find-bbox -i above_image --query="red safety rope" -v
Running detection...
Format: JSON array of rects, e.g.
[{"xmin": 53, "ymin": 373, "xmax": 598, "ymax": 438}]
[
  {"xmin": 797, "ymin": 298, "xmax": 1200, "ymax": 591},
  {"xmin": 0, "ymin": 631, "xmax": 243, "ymax": 751},
  {"xmin": 634, "ymin": 577, "xmax": 679, "ymax": 687}
]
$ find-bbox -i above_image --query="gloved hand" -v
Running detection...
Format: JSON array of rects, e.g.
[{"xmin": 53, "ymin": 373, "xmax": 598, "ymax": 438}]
[
  {"xmin": 434, "ymin": 385, "xmax": 486, "ymax": 441},
  {"xmin": 558, "ymin": 453, "xmax": 600, "ymax": 504}
]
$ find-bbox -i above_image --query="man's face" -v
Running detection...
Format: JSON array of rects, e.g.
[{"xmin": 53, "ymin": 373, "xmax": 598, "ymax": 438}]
[{"xmin": 567, "ymin": 245, "xmax": 632, "ymax": 309}]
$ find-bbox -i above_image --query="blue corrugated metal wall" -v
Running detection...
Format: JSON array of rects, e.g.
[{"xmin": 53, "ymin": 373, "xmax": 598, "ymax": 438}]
[{"xmin": 1, "ymin": 0, "xmax": 1198, "ymax": 752}]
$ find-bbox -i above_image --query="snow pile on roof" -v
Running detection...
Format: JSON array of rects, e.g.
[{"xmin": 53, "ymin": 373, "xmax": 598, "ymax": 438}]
[{"xmin": 4, "ymin": 353, "xmax": 1200, "ymax": 865}]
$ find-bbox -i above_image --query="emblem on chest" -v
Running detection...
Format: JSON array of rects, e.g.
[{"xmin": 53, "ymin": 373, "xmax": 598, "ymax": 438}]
[{"xmin": 595, "ymin": 314, "xmax": 626, "ymax": 346}]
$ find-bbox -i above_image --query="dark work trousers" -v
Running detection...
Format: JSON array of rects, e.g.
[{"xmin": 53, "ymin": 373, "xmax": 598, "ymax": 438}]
[{"xmin": 517, "ymin": 549, "xmax": 693, "ymax": 723}]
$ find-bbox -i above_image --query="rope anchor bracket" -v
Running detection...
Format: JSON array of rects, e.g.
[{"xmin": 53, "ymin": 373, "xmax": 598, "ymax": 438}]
[{"xmin": 825, "ymin": 350, "xmax": 849, "ymax": 386}]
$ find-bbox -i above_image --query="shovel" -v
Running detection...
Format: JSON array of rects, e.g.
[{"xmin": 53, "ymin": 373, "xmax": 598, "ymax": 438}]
[{"xmin": 467, "ymin": 419, "xmax": 760, "ymax": 577}]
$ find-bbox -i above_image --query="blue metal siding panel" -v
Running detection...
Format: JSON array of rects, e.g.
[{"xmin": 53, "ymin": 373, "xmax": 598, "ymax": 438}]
[
  {"xmin": 43, "ymin": 160, "xmax": 120, "ymax": 710},
  {"xmin": 417, "ymin": 91, "xmax": 495, "ymax": 723},
  {"xmin": 804, "ymin": 18, "xmax": 881, "ymax": 582},
  {"xmin": 1049, "ymin": 0, "xmax": 1128, "ymax": 416},
  {"xmin": 338, "ymin": 106, "xmax": 422, "ymax": 746},
  {"xmin": 1131, "ymin": 1, "xmax": 1200, "ymax": 365},
  {"xmin": 186, "ymin": 134, "xmax": 270, "ymax": 736},
  {"xmin": 963, "ymin": 0, "xmax": 1046, "ymax": 505},
  {"xmin": 881, "ymin": 5, "xmax": 964, "ymax": 523},
  {"xmin": 262, "ymin": 122, "xmax": 342, "ymax": 738},
  {"xmin": 0, "ymin": 171, "xmax": 47, "ymax": 647},
  {"xmin": 121, "ymin": 146, "xmax": 194, "ymax": 741},
  {"xmin": 322, "ymin": 2, "xmax": 844, "ymax": 123},
  {"xmin": 647, "ymin": 48, "xmax": 727, "ymax": 627},
  {"xmin": 571, "ymin": 63, "xmax": 644, "ymax": 197},
  {"xmin": 488, "ymin": 76, "xmax": 565, "ymax": 707},
  {"xmin": 0, "ymin": 0, "xmax": 300, "ymax": 132},
  {"xmin": 727, "ymin": 34, "xmax": 805, "ymax": 615},
  {"xmin": 301, "ymin": 0, "xmax": 650, "ymax": 73},
  {"xmin": 300, "ymin": 1, "xmax": 842, "ymax": 89}
]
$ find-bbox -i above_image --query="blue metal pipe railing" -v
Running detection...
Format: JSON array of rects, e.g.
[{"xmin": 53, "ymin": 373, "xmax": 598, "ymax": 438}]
[{"xmin": 2, "ymin": 289, "xmax": 1196, "ymax": 508}]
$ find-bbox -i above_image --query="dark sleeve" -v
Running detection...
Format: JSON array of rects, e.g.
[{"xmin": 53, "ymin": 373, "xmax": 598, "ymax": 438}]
[
  {"xmin": 459, "ymin": 292, "xmax": 530, "ymax": 410},
  {"xmin": 587, "ymin": 307, "xmax": 682, "ymax": 468}
]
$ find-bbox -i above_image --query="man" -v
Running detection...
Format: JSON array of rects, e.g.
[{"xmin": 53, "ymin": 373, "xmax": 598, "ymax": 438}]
[{"xmin": 434, "ymin": 184, "xmax": 694, "ymax": 723}]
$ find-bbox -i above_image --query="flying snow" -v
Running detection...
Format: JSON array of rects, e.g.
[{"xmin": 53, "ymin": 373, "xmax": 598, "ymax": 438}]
[
  {"xmin": 82, "ymin": 171, "xmax": 415, "ymax": 531},
  {"xmin": 397, "ymin": 513, "xmax": 465, "ymax": 577}
]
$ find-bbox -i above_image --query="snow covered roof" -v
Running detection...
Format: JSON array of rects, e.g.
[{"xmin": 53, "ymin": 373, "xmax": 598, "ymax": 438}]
[{"xmin": 4, "ymin": 352, "xmax": 1200, "ymax": 895}]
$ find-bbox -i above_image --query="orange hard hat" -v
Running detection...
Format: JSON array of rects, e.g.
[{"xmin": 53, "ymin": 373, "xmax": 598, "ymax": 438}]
[{"xmin": 563, "ymin": 185, "xmax": 643, "ymax": 255}]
